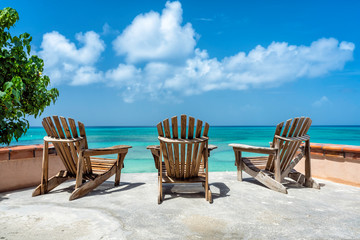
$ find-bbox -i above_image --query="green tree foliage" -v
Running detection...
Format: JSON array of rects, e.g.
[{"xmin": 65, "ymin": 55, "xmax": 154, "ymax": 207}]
[{"xmin": 0, "ymin": 7, "xmax": 59, "ymax": 145}]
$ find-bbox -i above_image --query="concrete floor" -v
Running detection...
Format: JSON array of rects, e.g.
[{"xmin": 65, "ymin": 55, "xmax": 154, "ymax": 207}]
[{"xmin": 1, "ymin": 172, "xmax": 359, "ymax": 240}]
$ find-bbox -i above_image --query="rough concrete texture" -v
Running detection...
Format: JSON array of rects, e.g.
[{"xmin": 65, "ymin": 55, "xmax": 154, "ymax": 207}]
[{"xmin": 1, "ymin": 172, "xmax": 359, "ymax": 240}]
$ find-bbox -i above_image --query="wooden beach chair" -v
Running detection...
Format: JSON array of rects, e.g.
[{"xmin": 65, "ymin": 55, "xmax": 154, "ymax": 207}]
[
  {"xmin": 147, "ymin": 115, "xmax": 217, "ymax": 204},
  {"xmin": 229, "ymin": 117, "xmax": 320, "ymax": 194},
  {"xmin": 32, "ymin": 116, "xmax": 132, "ymax": 200}
]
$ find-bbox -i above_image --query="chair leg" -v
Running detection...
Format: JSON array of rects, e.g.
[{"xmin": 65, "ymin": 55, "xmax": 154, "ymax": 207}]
[
  {"xmin": 288, "ymin": 171, "xmax": 320, "ymax": 189},
  {"xmin": 234, "ymin": 150, "xmax": 243, "ymax": 181},
  {"xmin": 115, "ymin": 153, "xmax": 125, "ymax": 186},
  {"xmin": 205, "ymin": 181, "xmax": 208, "ymax": 200},
  {"xmin": 208, "ymin": 189, "xmax": 212, "ymax": 203},
  {"xmin": 40, "ymin": 141, "xmax": 49, "ymax": 194},
  {"xmin": 33, "ymin": 171, "xmax": 70, "ymax": 197},
  {"xmin": 158, "ymin": 175, "xmax": 163, "ymax": 204},
  {"xmin": 75, "ymin": 153, "xmax": 84, "ymax": 189},
  {"xmin": 303, "ymin": 139, "xmax": 320, "ymax": 188},
  {"xmin": 242, "ymin": 163, "xmax": 288, "ymax": 194}
]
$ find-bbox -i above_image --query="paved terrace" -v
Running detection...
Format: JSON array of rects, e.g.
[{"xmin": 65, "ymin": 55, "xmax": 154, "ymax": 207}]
[{"xmin": 1, "ymin": 172, "xmax": 359, "ymax": 240}]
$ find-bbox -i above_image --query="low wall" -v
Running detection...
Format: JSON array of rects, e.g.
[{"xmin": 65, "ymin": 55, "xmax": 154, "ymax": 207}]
[
  {"xmin": 1, "ymin": 143, "xmax": 360, "ymax": 192},
  {"xmin": 295, "ymin": 143, "xmax": 360, "ymax": 187},
  {"xmin": 0, "ymin": 145, "xmax": 63, "ymax": 192}
]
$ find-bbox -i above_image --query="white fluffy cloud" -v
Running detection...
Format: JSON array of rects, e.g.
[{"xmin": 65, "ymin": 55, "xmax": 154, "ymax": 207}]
[
  {"xmin": 313, "ymin": 96, "xmax": 330, "ymax": 107},
  {"xmin": 38, "ymin": 31, "xmax": 105, "ymax": 85},
  {"xmin": 112, "ymin": 1, "xmax": 196, "ymax": 64},
  {"xmin": 106, "ymin": 38, "xmax": 354, "ymax": 102},
  {"xmin": 37, "ymin": 1, "xmax": 355, "ymax": 103}
]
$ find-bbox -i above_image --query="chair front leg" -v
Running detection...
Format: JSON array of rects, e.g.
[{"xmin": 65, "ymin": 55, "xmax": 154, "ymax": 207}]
[
  {"xmin": 115, "ymin": 153, "xmax": 126, "ymax": 186},
  {"xmin": 234, "ymin": 149, "xmax": 243, "ymax": 181},
  {"xmin": 274, "ymin": 140, "xmax": 281, "ymax": 183},
  {"xmin": 75, "ymin": 152, "xmax": 84, "ymax": 189},
  {"xmin": 40, "ymin": 140, "xmax": 49, "ymax": 194}
]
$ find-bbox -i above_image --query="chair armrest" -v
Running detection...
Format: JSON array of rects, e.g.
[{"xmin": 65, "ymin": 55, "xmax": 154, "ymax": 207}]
[
  {"xmin": 275, "ymin": 134, "xmax": 310, "ymax": 142},
  {"xmin": 146, "ymin": 144, "xmax": 217, "ymax": 157},
  {"xmin": 208, "ymin": 144, "xmax": 217, "ymax": 151},
  {"xmin": 83, "ymin": 145, "xmax": 132, "ymax": 157},
  {"xmin": 146, "ymin": 145, "xmax": 160, "ymax": 150},
  {"xmin": 229, "ymin": 143, "xmax": 277, "ymax": 155},
  {"xmin": 158, "ymin": 136, "xmax": 208, "ymax": 144},
  {"xmin": 44, "ymin": 136, "xmax": 83, "ymax": 143}
]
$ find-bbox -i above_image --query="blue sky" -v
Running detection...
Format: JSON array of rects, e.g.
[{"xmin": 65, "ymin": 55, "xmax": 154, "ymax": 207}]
[{"xmin": 3, "ymin": 0, "xmax": 360, "ymax": 126}]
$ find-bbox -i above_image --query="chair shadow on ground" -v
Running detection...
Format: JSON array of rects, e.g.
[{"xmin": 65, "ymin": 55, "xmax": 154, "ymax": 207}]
[
  {"xmin": 0, "ymin": 194, "xmax": 9, "ymax": 202},
  {"xmin": 242, "ymin": 177, "xmax": 325, "ymax": 192},
  {"xmin": 48, "ymin": 181, "xmax": 145, "ymax": 198},
  {"xmin": 162, "ymin": 182, "xmax": 230, "ymax": 203}
]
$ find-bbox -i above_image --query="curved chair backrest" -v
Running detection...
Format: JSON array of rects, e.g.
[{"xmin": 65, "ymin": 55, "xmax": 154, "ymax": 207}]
[
  {"xmin": 42, "ymin": 116, "xmax": 91, "ymax": 176},
  {"xmin": 266, "ymin": 117, "xmax": 312, "ymax": 172},
  {"xmin": 156, "ymin": 115, "xmax": 209, "ymax": 179}
]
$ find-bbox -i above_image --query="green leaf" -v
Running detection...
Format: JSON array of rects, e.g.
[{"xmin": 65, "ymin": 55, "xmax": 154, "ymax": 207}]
[
  {"xmin": 0, "ymin": 7, "xmax": 59, "ymax": 145},
  {"xmin": 4, "ymin": 81, "xmax": 13, "ymax": 90}
]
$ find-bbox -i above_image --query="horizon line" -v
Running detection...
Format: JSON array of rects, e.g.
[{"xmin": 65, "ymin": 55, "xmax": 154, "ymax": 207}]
[{"xmin": 28, "ymin": 125, "xmax": 360, "ymax": 128}]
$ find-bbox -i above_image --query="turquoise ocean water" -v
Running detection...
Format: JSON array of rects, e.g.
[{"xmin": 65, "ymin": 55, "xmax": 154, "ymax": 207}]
[{"xmin": 8, "ymin": 126, "xmax": 360, "ymax": 173}]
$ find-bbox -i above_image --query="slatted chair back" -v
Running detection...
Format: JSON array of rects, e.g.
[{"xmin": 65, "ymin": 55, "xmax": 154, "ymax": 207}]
[
  {"xmin": 157, "ymin": 115, "xmax": 210, "ymax": 179},
  {"xmin": 265, "ymin": 117, "xmax": 312, "ymax": 172},
  {"xmin": 42, "ymin": 116, "xmax": 92, "ymax": 177}
]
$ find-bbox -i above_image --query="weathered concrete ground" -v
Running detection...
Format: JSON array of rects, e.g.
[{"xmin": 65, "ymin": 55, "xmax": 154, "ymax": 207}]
[{"xmin": 1, "ymin": 172, "xmax": 359, "ymax": 240}]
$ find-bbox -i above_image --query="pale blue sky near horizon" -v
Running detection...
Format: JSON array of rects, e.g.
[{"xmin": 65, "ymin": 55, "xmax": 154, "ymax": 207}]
[{"xmin": 2, "ymin": 0, "xmax": 360, "ymax": 126}]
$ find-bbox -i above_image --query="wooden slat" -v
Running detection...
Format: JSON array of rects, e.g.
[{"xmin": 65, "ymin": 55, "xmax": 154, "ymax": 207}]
[
  {"xmin": 42, "ymin": 119, "xmax": 70, "ymax": 172},
  {"xmin": 266, "ymin": 121, "xmax": 284, "ymax": 170},
  {"xmin": 52, "ymin": 116, "xmax": 66, "ymax": 138},
  {"xmin": 171, "ymin": 116, "xmax": 180, "ymax": 178},
  {"xmin": 194, "ymin": 142, "xmax": 205, "ymax": 175},
  {"xmin": 171, "ymin": 116, "xmax": 178, "ymax": 139},
  {"xmin": 229, "ymin": 144, "xmax": 277, "ymax": 154},
  {"xmin": 203, "ymin": 123, "xmax": 209, "ymax": 137},
  {"xmin": 68, "ymin": 118, "xmax": 81, "ymax": 155},
  {"xmin": 53, "ymin": 116, "xmax": 78, "ymax": 173},
  {"xmin": 280, "ymin": 117, "xmax": 305, "ymax": 171},
  {"xmin": 158, "ymin": 136, "xmax": 208, "ymax": 144},
  {"xmin": 185, "ymin": 144, "xmax": 192, "ymax": 178},
  {"xmin": 180, "ymin": 143, "xmax": 186, "ymax": 178},
  {"xmin": 163, "ymin": 118, "xmax": 175, "ymax": 176},
  {"xmin": 83, "ymin": 147, "xmax": 130, "ymax": 157},
  {"xmin": 160, "ymin": 141, "xmax": 171, "ymax": 176},
  {"xmin": 188, "ymin": 116, "xmax": 195, "ymax": 139},
  {"xmin": 163, "ymin": 118, "xmax": 171, "ymax": 138},
  {"xmin": 180, "ymin": 115, "xmax": 186, "ymax": 177},
  {"xmin": 195, "ymin": 119, "xmax": 202, "ymax": 138},
  {"xmin": 60, "ymin": 117, "xmax": 79, "ymax": 171},
  {"xmin": 187, "ymin": 117, "xmax": 195, "ymax": 177},
  {"xmin": 68, "ymin": 118, "xmax": 78, "ymax": 137},
  {"xmin": 270, "ymin": 118, "xmax": 299, "ymax": 171},
  {"xmin": 281, "ymin": 117, "xmax": 311, "ymax": 171},
  {"xmin": 181, "ymin": 115, "xmax": 186, "ymax": 139},
  {"xmin": 191, "ymin": 142, "xmax": 199, "ymax": 177},
  {"xmin": 45, "ymin": 116, "xmax": 59, "ymax": 137},
  {"xmin": 157, "ymin": 122, "xmax": 164, "ymax": 137},
  {"xmin": 45, "ymin": 117, "xmax": 76, "ymax": 174},
  {"xmin": 78, "ymin": 121, "xmax": 92, "ymax": 174},
  {"xmin": 276, "ymin": 119, "xmax": 292, "ymax": 171}
]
